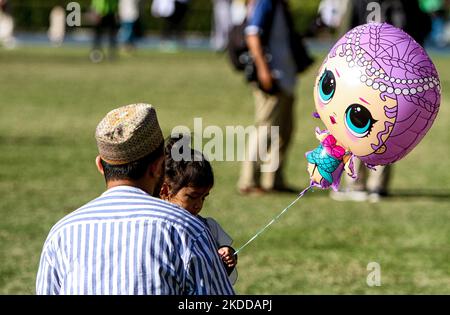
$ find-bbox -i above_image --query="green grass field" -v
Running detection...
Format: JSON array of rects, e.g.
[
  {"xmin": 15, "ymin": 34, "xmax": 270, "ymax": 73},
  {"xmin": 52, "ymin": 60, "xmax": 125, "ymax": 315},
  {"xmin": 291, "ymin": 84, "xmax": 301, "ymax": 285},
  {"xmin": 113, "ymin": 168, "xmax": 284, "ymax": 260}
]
[{"xmin": 0, "ymin": 47, "xmax": 449, "ymax": 294}]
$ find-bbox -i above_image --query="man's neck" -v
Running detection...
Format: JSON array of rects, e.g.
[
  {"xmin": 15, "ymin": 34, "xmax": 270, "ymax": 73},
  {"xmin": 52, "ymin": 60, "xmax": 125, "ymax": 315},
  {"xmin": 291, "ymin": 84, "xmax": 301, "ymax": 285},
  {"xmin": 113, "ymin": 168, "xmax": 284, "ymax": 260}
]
[{"xmin": 106, "ymin": 179, "xmax": 154, "ymax": 196}]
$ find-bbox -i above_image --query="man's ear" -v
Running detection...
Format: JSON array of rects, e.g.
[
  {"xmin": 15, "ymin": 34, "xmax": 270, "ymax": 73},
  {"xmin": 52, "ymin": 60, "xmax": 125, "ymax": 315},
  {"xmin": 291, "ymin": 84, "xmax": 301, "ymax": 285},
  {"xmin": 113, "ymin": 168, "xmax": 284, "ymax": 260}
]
[
  {"xmin": 95, "ymin": 156, "xmax": 105, "ymax": 175},
  {"xmin": 149, "ymin": 155, "xmax": 165, "ymax": 178},
  {"xmin": 159, "ymin": 182, "xmax": 171, "ymax": 200}
]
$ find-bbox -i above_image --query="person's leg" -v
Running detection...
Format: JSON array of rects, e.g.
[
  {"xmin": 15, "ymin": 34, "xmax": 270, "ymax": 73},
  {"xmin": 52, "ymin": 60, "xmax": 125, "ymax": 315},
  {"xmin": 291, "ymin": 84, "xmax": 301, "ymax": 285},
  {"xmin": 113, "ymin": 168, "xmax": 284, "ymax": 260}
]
[
  {"xmin": 346, "ymin": 158, "xmax": 367, "ymax": 191},
  {"xmin": 160, "ymin": 3, "xmax": 187, "ymax": 51},
  {"xmin": 238, "ymin": 87, "xmax": 278, "ymax": 191},
  {"xmin": 128, "ymin": 21, "xmax": 136, "ymax": 46},
  {"xmin": 106, "ymin": 13, "xmax": 119, "ymax": 59},
  {"xmin": 212, "ymin": 0, "xmax": 232, "ymax": 51},
  {"xmin": 93, "ymin": 16, "xmax": 104, "ymax": 51},
  {"xmin": 119, "ymin": 21, "xmax": 133, "ymax": 46},
  {"xmin": 0, "ymin": 10, "xmax": 16, "ymax": 48},
  {"xmin": 90, "ymin": 16, "xmax": 106, "ymax": 62},
  {"xmin": 367, "ymin": 164, "xmax": 391, "ymax": 195},
  {"xmin": 168, "ymin": 1, "xmax": 188, "ymax": 42},
  {"xmin": 261, "ymin": 91, "xmax": 295, "ymax": 190},
  {"xmin": 330, "ymin": 157, "xmax": 368, "ymax": 201}
]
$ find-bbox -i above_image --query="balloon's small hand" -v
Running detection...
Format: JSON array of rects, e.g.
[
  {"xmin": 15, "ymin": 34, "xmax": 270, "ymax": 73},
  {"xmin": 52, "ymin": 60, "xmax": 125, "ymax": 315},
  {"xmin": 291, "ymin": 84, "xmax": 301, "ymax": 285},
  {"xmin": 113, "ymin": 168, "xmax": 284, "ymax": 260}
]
[
  {"xmin": 315, "ymin": 131, "xmax": 327, "ymax": 142},
  {"xmin": 307, "ymin": 163, "xmax": 323, "ymax": 184},
  {"xmin": 344, "ymin": 160, "xmax": 355, "ymax": 178}
]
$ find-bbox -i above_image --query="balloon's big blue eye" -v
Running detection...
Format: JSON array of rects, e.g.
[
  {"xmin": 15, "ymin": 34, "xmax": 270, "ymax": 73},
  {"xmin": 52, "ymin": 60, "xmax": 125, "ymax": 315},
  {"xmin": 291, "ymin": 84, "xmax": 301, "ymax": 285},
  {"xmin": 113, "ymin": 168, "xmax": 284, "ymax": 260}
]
[
  {"xmin": 318, "ymin": 70, "xmax": 336, "ymax": 104},
  {"xmin": 344, "ymin": 104, "xmax": 377, "ymax": 137}
]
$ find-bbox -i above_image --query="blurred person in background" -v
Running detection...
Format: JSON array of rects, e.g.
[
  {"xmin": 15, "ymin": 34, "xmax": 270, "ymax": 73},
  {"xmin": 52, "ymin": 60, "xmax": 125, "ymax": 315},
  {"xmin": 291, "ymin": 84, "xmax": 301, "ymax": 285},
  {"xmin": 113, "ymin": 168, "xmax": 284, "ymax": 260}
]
[
  {"xmin": 118, "ymin": 0, "xmax": 141, "ymax": 53},
  {"xmin": 211, "ymin": 0, "xmax": 232, "ymax": 52},
  {"xmin": 331, "ymin": 0, "xmax": 432, "ymax": 202},
  {"xmin": 151, "ymin": 0, "xmax": 190, "ymax": 52},
  {"xmin": 0, "ymin": 0, "xmax": 16, "ymax": 49},
  {"xmin": 350, "ymin": 0, "xmax": 431, "ymax": 45},
  {"xmin": 48, "ymin": 6, "xmax": 66, "ymax": 47},
  {"xmin": 306, "ymin": 0, "xmax": 350, "ymax": 38},
  {"xmin": 90, "ymin": 0, "xmax": 119, "ymax": 62},
  {"xmin": 316, "ymin": 0, "xmax": 350, "ymax": 31},
  {"xmin": 330, "ymin": 160, "xmax": 392, "ymax": 202},
  {"xmin": 420, "ymin": 0, "xmax": 450, "ymax": 47},
  {"xmin": 231, "ymin": 0, "xmax": 248, "ymax": 26},
  {"xmin": 238, "ymin": 0, "xmax": 306, "ymax": 195}
]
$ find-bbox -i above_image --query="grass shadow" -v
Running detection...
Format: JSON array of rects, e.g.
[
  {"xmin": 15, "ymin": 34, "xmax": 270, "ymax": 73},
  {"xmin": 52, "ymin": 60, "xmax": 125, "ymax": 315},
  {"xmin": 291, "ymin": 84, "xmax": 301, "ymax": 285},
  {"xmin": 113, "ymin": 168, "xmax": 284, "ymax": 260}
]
[{"xmin": 387, "ymin": 189, "xmax": 450, "ymax": 200}]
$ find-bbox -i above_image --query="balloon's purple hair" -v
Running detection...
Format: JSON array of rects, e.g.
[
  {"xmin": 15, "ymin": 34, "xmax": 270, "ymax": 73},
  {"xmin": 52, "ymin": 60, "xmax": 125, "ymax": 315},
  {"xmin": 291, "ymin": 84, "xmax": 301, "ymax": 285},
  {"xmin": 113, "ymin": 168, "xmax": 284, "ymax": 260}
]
[{"xmin": 328, "ymin": 23, "xmax": 441, "ymax": 166}]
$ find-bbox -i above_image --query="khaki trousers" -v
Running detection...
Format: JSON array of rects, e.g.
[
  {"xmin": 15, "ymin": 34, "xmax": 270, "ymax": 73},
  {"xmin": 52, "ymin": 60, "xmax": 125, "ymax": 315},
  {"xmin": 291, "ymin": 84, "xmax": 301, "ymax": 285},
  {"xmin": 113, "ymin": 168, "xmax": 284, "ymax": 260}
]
[
  {"xmin": 344, "ymin": 158, "xmax": 392, "ymax": 193},
  {"xmin": 238, "ymin": 87, "xmax": 295, "ymax": 190}
]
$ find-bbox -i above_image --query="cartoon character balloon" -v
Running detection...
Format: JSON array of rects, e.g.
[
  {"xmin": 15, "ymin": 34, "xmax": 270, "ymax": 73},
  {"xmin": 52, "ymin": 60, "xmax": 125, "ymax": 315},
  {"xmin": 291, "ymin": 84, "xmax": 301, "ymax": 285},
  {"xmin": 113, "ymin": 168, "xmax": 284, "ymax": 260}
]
[{"xmin": 306, "ymin": 23, "xmax": 441, "ymax": 190}]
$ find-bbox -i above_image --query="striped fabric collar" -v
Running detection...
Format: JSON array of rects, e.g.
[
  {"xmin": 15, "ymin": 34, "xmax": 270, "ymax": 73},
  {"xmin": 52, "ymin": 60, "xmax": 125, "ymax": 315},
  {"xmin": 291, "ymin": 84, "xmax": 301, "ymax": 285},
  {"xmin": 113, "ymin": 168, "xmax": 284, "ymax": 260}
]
[
  {"xmin": 101, "ymin": 185, "xmax": 150, "ymax": 197},
  {"xmin": 99, "ymin": 185, "xmax": 189, "ymax": 214}
]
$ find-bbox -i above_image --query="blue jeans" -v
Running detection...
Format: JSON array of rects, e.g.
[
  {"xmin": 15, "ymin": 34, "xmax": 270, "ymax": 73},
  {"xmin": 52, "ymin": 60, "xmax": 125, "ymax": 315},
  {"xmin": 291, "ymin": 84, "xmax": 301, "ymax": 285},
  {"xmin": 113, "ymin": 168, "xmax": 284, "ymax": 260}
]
[{"xmin": 119, "ymin": 21, "xmax": 136, "ymax": 45}]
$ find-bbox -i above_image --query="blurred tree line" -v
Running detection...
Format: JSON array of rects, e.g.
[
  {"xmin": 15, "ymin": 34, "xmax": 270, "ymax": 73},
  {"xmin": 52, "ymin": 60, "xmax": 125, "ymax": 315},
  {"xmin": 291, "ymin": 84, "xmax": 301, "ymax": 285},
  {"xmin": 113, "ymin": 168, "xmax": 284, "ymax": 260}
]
[{"xmin": 9, "ymin": 0, "xmax": 321, "ymax": 35}]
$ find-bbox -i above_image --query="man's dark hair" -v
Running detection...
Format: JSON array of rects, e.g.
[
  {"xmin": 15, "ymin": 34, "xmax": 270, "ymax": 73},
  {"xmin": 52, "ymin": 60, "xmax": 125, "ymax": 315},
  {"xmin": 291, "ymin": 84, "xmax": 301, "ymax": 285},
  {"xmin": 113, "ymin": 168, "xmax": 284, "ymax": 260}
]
[{"xmin": 100, "ymin": 142, "xmax": 164, "ymax": 182}]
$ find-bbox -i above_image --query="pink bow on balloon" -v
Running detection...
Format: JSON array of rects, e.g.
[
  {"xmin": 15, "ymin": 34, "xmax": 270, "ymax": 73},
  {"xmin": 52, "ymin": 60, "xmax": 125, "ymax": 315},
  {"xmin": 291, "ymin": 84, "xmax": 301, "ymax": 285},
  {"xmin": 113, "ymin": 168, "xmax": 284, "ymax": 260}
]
[{"xmin": 322, "ymin": 135, "xmax": 346, "ymax": 160}]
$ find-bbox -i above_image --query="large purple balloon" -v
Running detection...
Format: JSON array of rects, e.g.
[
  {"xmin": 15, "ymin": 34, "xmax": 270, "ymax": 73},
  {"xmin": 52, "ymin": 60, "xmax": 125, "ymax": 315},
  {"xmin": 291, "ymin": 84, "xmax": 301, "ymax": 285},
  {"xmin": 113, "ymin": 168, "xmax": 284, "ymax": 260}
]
[{"xmin": 316, "ymin": 23, "xmax": 441, "ymax": 166}]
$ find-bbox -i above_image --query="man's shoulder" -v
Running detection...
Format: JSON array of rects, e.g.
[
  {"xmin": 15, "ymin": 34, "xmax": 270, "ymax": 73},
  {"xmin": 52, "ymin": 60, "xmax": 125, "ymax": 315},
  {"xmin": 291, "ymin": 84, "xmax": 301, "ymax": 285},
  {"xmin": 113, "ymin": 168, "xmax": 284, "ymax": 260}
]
[{"xmin": 46, "ymin": 187, "xmax": 207, "ymax": 242}]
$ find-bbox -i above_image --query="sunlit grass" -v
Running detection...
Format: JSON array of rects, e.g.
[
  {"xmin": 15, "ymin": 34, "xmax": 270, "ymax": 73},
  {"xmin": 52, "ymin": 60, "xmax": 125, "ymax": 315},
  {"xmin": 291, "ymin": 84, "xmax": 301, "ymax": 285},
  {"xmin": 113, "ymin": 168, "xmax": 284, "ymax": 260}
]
[{"xmin": 0, "ymin": 47, "xmax": 449, "ymax": 294}]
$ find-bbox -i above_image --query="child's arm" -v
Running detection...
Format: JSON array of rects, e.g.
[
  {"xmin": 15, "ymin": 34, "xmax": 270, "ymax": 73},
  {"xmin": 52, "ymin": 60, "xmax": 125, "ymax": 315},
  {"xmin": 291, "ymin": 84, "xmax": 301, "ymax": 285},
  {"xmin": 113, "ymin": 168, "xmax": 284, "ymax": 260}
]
[{"xmin": 218, "ymin": 246, "xmax": 237, "ymax": 271}]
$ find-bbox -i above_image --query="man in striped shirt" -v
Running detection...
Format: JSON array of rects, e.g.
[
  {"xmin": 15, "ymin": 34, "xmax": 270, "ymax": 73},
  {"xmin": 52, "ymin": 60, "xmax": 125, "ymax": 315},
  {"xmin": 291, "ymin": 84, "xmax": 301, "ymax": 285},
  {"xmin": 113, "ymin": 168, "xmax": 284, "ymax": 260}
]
[{"xmin": 36, "ymin": 103, "xmax": 235, "ymax": 295}]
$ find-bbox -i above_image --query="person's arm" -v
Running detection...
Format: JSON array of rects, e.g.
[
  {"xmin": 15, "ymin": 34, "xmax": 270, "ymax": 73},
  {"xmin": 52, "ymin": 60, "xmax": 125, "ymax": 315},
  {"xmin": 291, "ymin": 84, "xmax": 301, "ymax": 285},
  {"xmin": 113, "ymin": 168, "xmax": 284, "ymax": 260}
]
[
  {"xmin": 185, "ymin": 232, "xmax": 235, "ymax": 295},
  {"xmin": 245, "ymin": 0, "xmax": 274, "ymax": 92},
  {"xmin": 36, "ymin": 245, "xmax": 61, "ymax": 295},
  {"xmin": 246, "ymin": 34, "xmax": 273, "ymax": 92}
]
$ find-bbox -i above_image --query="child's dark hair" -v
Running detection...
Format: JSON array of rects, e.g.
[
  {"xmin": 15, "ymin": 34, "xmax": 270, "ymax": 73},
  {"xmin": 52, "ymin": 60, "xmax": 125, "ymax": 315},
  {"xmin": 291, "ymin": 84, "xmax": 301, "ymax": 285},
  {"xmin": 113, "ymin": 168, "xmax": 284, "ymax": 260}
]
[{"xmin": 164, "ymin": 134, "xmax": 214, "ymax": 194}]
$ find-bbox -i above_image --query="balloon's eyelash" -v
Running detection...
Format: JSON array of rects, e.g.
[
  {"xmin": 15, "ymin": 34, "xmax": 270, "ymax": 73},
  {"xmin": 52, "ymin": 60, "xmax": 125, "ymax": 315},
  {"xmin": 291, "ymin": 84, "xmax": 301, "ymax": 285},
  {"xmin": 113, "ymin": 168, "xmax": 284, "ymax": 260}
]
[{"xmin": 364, "ymin": 119, "xmax": 378, "ymax": 137}]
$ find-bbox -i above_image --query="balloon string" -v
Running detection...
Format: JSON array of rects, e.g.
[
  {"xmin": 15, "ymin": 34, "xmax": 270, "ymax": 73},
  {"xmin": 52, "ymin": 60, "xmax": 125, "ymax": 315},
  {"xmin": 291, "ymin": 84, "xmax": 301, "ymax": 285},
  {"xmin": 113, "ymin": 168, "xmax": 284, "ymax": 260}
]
[{"xmin": 234, "ymin": 185, "xmax": 313, "ymax": 256}]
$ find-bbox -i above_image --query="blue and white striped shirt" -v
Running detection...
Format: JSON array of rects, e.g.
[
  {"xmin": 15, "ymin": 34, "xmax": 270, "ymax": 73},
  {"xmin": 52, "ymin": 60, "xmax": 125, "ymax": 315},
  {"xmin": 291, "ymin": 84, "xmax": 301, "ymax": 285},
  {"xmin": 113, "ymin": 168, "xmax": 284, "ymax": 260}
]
[{"xmin": 36, "ymin": 186, "xmax": 235, "ymax": 295}]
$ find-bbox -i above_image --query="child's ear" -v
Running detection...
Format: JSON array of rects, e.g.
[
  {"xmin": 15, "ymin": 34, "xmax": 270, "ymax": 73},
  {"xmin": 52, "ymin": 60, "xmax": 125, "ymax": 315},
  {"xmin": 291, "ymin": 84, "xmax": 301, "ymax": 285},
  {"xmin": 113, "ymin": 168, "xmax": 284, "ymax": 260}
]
[{"xmin": 159, "ymin": 182, "xmax": 171, "ymax": 200}]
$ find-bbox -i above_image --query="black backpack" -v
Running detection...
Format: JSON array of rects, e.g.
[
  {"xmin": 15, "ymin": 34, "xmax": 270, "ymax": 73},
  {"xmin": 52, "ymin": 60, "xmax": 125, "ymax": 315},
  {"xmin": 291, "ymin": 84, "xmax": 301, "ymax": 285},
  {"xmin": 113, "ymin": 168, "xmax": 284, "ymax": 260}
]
[
  {"xmin": 227, "ymin": 20, "xmax": 250, "ymax": 72},
  {"xmin": 226, "ymin": 1, "xmax": 314, "ymax": 76}
]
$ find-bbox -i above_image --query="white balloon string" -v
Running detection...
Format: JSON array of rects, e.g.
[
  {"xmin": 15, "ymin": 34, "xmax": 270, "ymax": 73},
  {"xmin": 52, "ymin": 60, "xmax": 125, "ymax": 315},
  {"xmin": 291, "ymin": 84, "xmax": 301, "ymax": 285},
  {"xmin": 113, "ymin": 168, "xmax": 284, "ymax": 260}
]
[{"xmin": 234, "ymin": 185, "xmax": 313, "ymax": 256}]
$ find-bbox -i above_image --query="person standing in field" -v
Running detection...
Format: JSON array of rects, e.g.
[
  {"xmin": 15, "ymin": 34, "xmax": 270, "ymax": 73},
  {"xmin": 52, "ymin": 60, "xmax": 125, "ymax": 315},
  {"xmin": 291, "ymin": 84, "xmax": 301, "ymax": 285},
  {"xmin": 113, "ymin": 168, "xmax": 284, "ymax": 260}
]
[
  {"xmin": 90, "ymin": 0, "xmax": 120, "ymax": 62},
  {"xmin": 238, "ymin": 0, "xmax": 304, "ymax": 195}
]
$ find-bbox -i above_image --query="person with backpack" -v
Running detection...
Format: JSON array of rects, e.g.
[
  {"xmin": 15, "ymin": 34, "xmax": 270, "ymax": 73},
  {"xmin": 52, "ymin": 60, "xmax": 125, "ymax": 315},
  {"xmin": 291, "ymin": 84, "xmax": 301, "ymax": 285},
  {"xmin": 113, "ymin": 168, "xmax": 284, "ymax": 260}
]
[
  {"xmin": 90, "ymin": 0, "xmax": 120, "ymax": 62},
  {"xmin": 151, "ymin": 0, "xmax": 190, "ymax": 51},
  {"xmin": 238, "ymin": 0, "xmax": 312, "ymax": 195}
]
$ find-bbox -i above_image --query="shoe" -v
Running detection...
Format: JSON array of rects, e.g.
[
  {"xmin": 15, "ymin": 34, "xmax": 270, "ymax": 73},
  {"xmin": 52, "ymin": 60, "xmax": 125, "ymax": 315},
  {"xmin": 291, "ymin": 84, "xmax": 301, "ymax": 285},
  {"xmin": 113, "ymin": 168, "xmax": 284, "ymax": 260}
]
[
  {"xmin": 368, "ymin": 190, "xmax": 388, "ymax": 203},
  {"xmin": 368, "ymin": 192, "xmax": 380, "ymax": 203},
  {"xmin": 238, "ymin": 187, "xmax": 268, "ymax": 196},
  {"xmin": 330, "ymin": 190, "xmax": 368, "ymax": 202}
]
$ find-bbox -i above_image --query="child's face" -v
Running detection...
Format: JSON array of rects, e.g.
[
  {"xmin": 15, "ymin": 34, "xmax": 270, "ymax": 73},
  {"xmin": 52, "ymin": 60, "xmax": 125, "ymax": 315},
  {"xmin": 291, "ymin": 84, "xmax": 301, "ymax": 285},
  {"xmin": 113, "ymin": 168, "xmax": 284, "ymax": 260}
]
[
  {"xmin": 314, "ymin": 54, "xmax": 396, "ymax": 156},
  {"xmin": 166, "ymin": 185, "xmax": 211, "ymax": 216}
]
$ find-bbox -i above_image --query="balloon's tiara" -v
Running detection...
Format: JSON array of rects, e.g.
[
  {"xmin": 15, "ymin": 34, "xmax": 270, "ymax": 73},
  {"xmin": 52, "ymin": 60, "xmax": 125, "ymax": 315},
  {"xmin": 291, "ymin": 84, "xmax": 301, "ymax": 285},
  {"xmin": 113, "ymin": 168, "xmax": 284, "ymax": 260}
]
[{"xmin": 343, "ymin": 24, "xmax": 441, "ymax": 96}]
